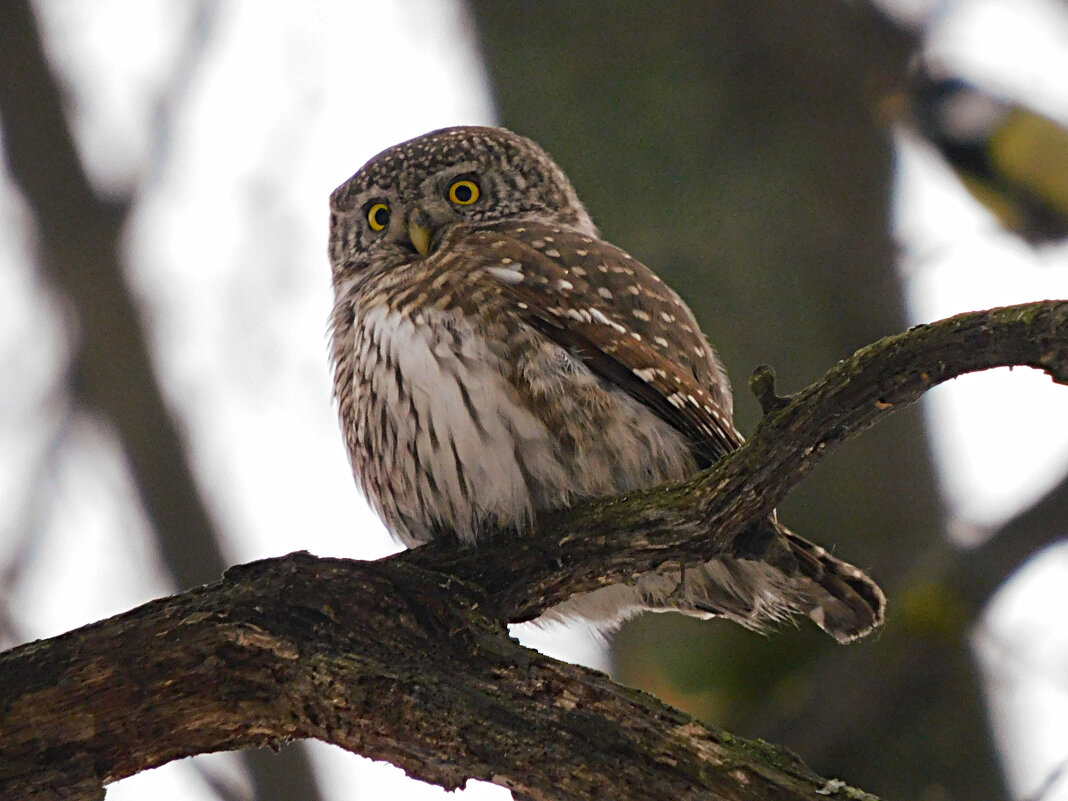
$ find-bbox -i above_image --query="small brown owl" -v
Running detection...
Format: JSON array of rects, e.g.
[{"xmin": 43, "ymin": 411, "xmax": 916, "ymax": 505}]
[{"xmin": 329, "ymin": 126, "xmax": 884, "ymax": 642}]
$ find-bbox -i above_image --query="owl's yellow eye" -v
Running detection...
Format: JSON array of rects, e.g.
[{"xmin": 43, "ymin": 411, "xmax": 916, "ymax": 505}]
[
  {"xmin": 448, "ymin": 179, "xmax": 481, "ymax": 205},
  {"xmin": 367, "ymin": 202, "xmax": 390, "ymax": 231}
]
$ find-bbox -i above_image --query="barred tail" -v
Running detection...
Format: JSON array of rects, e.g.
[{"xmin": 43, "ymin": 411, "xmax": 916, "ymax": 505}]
[
  {"xmin": 777, "ymin": 523, "xmax": 885, "ymax": 643},
  {"xmin": 538, "ymin": 518, "xmax": 886, "ymax": 643},
  {"xmin": 658, "ymin": 517, "xmax": 885, "ymax": 643}
]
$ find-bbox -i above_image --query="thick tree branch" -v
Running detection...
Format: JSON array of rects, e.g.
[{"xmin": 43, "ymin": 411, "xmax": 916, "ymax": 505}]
[
  {"xmin": 0, "ymin": 553, "xmax": 867, "ymax": 801},
  {"xmin": 2, "ymin": 301, "xmax": 1065, "ymax": 800}
]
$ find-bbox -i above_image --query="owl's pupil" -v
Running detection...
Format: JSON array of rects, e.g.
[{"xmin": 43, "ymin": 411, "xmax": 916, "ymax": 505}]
[
  {"xmin": 373, "ymin": 207, "xmax": 389, "ymax": 227},
  {"xmin": 453, "ymin": 185, "xmax": 473, "ymax": 202}
]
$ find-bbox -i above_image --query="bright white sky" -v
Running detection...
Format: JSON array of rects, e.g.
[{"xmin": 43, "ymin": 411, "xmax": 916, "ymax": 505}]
[
  {"xmin": 894, "ymin": 2, "xmax": 1068, "ymax": 797},
  {"xmin": 1, "ymin": 0, "xmax": 1067, "ymax": 799}
]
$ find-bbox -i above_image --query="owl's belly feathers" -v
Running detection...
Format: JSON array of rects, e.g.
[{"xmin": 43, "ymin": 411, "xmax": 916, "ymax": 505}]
[{"xmin": 349, "ymin": 305, "xmax": 696, "ymax": 547}]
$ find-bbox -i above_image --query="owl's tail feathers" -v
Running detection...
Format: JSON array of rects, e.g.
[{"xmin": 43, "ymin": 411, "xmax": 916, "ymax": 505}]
[
  {"xmin": 537, "ymin": 519, "xmax": 885, "ymax": 643},
  {"xmin": 672, "ymin": 520, "xmax": 885, "ymax": 644},
  {"xmin": 777, "ymin": 525, "xmax": 886, "ymax": 643}
]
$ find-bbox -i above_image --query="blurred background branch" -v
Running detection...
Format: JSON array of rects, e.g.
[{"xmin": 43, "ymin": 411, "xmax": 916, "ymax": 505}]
[{"xmin": 0, "ymin": 3, "xmax": 322, "ymax": 800}]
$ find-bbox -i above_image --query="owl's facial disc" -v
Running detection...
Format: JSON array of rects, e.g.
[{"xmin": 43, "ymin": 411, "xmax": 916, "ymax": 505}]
[{"xmin": 328, "ymin": 126, "xmax": 599, "ymax": 276}]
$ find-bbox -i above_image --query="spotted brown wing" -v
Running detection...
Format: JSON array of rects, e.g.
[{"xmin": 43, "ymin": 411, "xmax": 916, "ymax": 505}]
[
  {"xmin": 459, "ymin": 221, "xmax": 743, "ymax": 465},
  {"xmin": 446, "ymin": 221, "xmax": 885, "ymax": 640}
]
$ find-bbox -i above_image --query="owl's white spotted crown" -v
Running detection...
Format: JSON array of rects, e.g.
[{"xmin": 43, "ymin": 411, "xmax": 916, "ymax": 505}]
[
  {"xmin": 328, "ymin": 125, "xmax": 885, "ymax": 643},
  {"xmin": 334, "ymin": 126, "xmax": 556, "ymax": 198}
]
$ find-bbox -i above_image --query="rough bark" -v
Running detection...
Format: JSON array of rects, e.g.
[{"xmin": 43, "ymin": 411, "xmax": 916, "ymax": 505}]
[
  {"xmin": 2, "ymin": 300, "xmax": 1064, "ymax": 801},
  {"xmin": 0, "ymin": 553, "xmax": 870, "ymax": 801}
]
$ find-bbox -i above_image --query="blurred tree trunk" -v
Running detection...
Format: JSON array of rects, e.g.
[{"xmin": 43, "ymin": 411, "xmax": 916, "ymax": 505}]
[
  {"xmin": 467, "ymin": 2, "xmax": 1008, "ymax": 799},
  {"xmin": 0, "ymin": 3, "xmax": 322, "ymax": 799}
]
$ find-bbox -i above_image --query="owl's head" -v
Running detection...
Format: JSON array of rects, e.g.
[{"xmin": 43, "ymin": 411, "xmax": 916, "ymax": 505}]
[{"xmin": 329, "ymin": 126, "xmax": 596, "ymax": 276}]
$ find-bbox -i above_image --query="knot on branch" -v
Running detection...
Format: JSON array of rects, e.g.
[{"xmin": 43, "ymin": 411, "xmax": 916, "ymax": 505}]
[{"xmin": 749, "ymin": 364, "xmax": 792, "ymax": 415}]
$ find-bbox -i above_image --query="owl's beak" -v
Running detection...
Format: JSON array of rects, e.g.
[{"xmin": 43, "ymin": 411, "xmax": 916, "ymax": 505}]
[{"xmin": 407, "ymin": 220, "xmax": 433, "ymax": 258}]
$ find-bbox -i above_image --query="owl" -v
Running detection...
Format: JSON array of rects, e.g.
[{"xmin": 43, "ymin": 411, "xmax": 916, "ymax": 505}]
[{"xmin": 329, "ymin": 126, "xmax": 884, "ymax": 642}]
